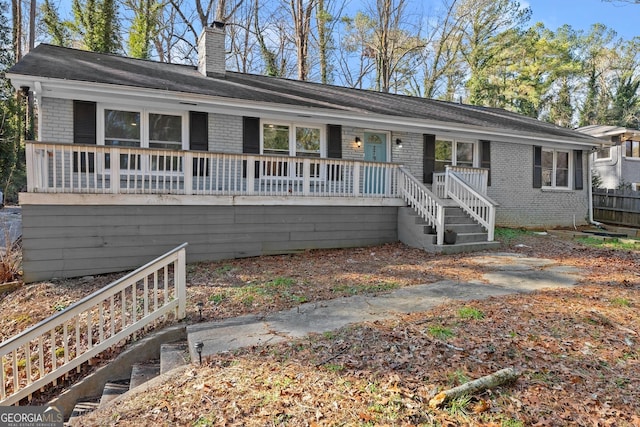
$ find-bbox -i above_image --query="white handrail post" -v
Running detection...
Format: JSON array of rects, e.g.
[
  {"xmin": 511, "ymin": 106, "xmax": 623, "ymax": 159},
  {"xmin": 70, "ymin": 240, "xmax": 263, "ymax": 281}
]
[
  {"xmin": 111, "ymin": 148, "xmax": 121, "ymax": 194},
  {"xmin": 444, "ymin": 166, "xmax": 451, "ymax": 199},
  {"xmin": 436, "ymin": 204, "xmax": 444, "ymax": 245},
  {"xmin": 246, "ymin": 156, "xmax": 255, "ymax": 194},
  {"xmin": 25, "ymin": 143, "xmax": 36, "ymax": 192},
  {"xmin": 353, "ymin": 163, "xmax": 361, "ymax": 196},
  {"xmin": 183, "ymin": 152, "xmax": 193, "ymax": 195},
  {"xmin": 176, "ymin": 247, "xmax": 187, "ymax": 319},
  {"xmin": 303, "ymin": 158, "xmax": 311, "ymax": 195},
  {"xmin": 488, "ymin": 206, "xmax": 496, "ymax": 241}
]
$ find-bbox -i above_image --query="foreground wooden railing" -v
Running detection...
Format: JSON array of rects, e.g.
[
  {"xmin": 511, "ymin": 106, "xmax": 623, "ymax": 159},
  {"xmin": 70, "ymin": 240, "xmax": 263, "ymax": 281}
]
[
  {"xmin": 398, "ymin": 167, "xmax": 445, "ymax": 245},
  {"xmin": 446, "ymin": 170, "xmax": 497, "ymax": 241},
  {"xmin": 0, "ymin": 243, "xmax": 187, "ymax": 405},
  {"xmin": 25, "ymin": 142, "xmax": 400, "ymax": 198}
]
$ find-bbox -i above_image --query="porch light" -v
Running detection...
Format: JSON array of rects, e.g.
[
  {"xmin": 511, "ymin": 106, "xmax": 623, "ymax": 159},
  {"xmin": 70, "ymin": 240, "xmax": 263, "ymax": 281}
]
[
  {"xmin": 355, "ymin": 137, "xmax": 361, "ymax": 147},
  {"xmin": 396, "ymin": 138, "xmax": 403, "ymax": 148},
  {"xmin": 195, "ymin": 341, "xmax": 204, "ymax": 365}
]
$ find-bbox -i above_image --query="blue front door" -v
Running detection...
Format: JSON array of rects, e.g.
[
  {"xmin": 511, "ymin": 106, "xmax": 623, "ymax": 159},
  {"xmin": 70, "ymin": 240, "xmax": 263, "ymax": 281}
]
[{"xmin": 363, "ymin": 132, "xmax": 388, "ymax": 194}]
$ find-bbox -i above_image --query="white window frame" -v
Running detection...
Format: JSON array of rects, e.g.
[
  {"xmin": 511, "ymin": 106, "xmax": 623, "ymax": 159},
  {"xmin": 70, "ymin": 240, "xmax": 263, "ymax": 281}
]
[
  {"xmin": 97, "ymin": 105, "xmax": 188, "ymax": 173},
  {"xmin": 434, "ymin": 138, "xmax": 479, "ymax": 172},
  {"xmin": 260, "ymin": 120, "xmax": 326, "ymax": 158},
  {"xmin": 542, "ymin": 148, "xmax": 572, "ymax": 189},
  {"xmin": 594, "ymin": 146, "xmax": 612, "ymax": 161},
  {"xmin": 624, "ymin": 140, "xmax": 640, "ymax": 161}
]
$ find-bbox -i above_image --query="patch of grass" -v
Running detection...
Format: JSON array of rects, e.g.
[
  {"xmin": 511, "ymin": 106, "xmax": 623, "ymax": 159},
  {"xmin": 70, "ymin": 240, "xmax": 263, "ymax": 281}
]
[
  {"xmin": 576, "ymin": 236, "xmax": 640, "ymax": 251},
  {"xmin": 208, "ymin": 293, "xmax": 226, "ymax": 305},
  {"xmin": 611, "ymin": 297, "xmax": 631, "ymax": 308},
  {"xmin": 215, "ymin": 265, "xmax": 234, "ymax": 275},
  {"xmin": 324, "ymin": 363, "xmax": 344, "ymax": 372},
  {"xmin": 458, "ymin": 306, "xmax": 485, "ymax": 320},
  {"xmin": 502, "ymin": 419, "xmax": 525, "ymax": 427},
  {"xmin": 52, "ymin": 302, "xmax": 68, "ymax": 312},
  {"xmin": 447, "ymin": 369, "xmax": 470, "ymax": 387},
  {"xmin": 192, "ymin": 416, "xmax": 214, "ymax": 426},
  {"xmin": 494, "ymin": 227, "xmax": 529, "ymax": 244},
  {"xmin": 447, "ymin": 394, "xmax": 472, "ymax": 417},
  {"xmin": 428, "ymin": 325, "xmax": 455, "ymax": 340}
]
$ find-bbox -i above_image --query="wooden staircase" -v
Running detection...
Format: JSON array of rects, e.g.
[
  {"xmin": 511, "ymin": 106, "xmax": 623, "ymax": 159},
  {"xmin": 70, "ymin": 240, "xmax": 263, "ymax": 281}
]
[
  {"xmin": 65, "ymin": 341, "xmax": 190, "ymax": 425},
  {"xmin": 398, "ymin": 206, "xmax": 501, "ymax": 253}
]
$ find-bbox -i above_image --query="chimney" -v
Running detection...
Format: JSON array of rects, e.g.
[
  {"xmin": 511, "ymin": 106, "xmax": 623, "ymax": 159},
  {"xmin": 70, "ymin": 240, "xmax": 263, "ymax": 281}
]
[{"xmin": 198, "ymin": 21, "xmax": 226, "ymax": 77}]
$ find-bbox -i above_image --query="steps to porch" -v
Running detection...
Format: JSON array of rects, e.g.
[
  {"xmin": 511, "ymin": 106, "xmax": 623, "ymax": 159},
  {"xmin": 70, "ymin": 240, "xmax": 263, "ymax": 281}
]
[
  {"xmin": 66, "ymin": 341, "xmax": 190, "ymax": 425},
  {"xmin": 398, "ymin": 205, "xmax": 501, "ymax": 253}
]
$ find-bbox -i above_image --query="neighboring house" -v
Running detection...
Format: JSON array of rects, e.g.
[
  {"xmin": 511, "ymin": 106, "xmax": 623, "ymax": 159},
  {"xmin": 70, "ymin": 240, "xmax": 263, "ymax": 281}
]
[
  {"xmin": 8, "ymin": 24, "xmax": 601, "ymax": 282},
  {"xmin": 578, "ymin": 125, "xmax": 640, "ymax": 190}
]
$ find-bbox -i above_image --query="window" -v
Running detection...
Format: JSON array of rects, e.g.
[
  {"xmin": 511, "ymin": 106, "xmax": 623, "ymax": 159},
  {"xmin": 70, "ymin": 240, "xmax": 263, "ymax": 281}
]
[
  {"xmin": 100, "ymin": 107, "xmax": 187, "ymax": 171},
  {"xmin": 625, "ymin": 140, "xmax": 640, "ymax": 158},
  {"xmin": 261, "ymin": 122, "xmax": 324, "ymax": 178},
  {"xmin": 435, "ymin": 139, "xmax": 476, "ymax": 172},
  {"xmin": 542, "ymin": 149, "xmax": 570, "ymax": 188},
  {"xmin": 595, "ymin": 147, "xmax": 611, "ymax": 160}
]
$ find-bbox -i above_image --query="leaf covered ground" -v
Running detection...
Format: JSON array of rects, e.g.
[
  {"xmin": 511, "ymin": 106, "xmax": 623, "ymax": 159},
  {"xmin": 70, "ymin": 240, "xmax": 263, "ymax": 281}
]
[{"xmin": 2, "ymin": 230, "xmax": 640, "ymax": 425}]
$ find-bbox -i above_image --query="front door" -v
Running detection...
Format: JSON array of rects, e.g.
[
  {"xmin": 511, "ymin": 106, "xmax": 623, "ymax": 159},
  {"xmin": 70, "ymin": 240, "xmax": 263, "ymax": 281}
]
[{"xmin": 363, "ymin": 131, "xmax": 388, "ymax": 194}]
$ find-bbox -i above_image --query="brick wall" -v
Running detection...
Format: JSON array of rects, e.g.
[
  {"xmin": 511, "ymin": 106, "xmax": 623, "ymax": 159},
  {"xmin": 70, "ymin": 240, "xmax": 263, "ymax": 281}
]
[
  {"xmin": 209, "ymin": 113, "xmax": 243, "ymax": 153},
  {"xmin": 40, "ymin": 97, "xmax": 73, "ymax": 143},
  {"xmin": 487, "ymin": 141, "xmax": 590, "ymax": 228}
]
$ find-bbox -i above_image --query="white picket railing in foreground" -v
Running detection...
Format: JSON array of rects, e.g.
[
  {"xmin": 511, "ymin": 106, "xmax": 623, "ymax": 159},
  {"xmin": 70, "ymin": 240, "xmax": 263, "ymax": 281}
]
[
  {"xmin": 446, "ymin": 171, "xmax": 497, "ymax": 241},
  {"xmin": 26, "ymin": 142, "xmax": 400, "ymax": 198},
  {"xmin": 0, "ymin": 243, "xmax": 188, "ymax": 406},
  {"xmin": 398, "ymin": 167, "xmax": 445, "ymax": 245}
]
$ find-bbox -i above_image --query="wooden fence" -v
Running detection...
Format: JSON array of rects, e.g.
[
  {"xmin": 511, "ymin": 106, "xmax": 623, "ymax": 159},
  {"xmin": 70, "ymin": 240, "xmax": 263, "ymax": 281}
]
[{"xmin": 593, "ymin": 189, "xmax": 640, "ymax": 227}]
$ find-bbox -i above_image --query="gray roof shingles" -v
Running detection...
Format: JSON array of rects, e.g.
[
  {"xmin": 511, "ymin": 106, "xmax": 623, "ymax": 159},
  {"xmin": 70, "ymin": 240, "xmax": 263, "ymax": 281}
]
[{"xmin": 9, "ymin": 44, "xmax": 597, "ymax": 144}]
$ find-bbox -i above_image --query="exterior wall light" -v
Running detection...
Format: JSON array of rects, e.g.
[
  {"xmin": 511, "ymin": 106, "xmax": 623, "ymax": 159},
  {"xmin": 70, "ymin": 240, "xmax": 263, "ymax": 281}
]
[
  {"xmin": 396, "ymin": 138, "xmax": 403, "ymax": 148},
  {"xmin": 355, "ymin": 137, "xmax": 361, "ymax": 148}
]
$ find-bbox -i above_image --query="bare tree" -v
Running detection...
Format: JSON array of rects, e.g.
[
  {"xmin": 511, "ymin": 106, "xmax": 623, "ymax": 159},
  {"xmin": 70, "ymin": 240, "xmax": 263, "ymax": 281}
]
[{"xmin": 288, "ymin": 0, "xmax": 315, "ymax": 80}]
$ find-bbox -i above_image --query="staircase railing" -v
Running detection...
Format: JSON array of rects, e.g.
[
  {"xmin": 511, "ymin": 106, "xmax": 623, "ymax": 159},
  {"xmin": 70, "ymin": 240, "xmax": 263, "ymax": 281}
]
[
  {"xmin": 398, "ymin": 167, "xmax": 445, "ymax": 245},
  {"xmin": 0, "ymin": 243, "xmax": 188, "ymax": 405},
  {"xmin": 446, "ymin": 170, "xmax": 497, "ymax": 241}
]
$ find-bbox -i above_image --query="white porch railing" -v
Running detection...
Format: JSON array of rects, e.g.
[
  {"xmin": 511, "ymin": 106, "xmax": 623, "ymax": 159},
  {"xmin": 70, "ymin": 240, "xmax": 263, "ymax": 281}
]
[
  {"xmin": 446, "ymin": 171, "xmax": 497, "ymax": 241},
  {"xmin": 433, "ymin": 166, "xmax": 489, "ymax": 199},
  {"xmin": 398, "ymin": 167, "xmax": 445, "ymax": 245},
  {"xmin": 0, "ymin": 243, "xmax": 187, "ymax": 405},
  {"xmin": 25, "ymin": 142, "xmax": 400, "ymax": 198}
]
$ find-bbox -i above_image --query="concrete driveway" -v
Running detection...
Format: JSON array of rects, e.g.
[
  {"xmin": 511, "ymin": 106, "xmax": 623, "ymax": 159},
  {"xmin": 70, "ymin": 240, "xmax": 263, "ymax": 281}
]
[{"xmin": 0, "ymin": 206, "xmax": 22, "ymax": 250}]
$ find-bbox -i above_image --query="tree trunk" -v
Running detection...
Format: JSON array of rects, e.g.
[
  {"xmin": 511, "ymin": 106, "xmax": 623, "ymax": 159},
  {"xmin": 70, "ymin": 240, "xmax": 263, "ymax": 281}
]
[{"xmin": 428, "ymin": 367, "xmax": 520, "ymax": 408}]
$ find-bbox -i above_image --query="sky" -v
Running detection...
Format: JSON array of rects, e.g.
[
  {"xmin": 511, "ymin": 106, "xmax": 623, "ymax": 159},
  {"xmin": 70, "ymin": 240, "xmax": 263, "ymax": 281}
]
[{"xmin": 525, "ymin": 0, "xmax": 639, "ymax": 40}]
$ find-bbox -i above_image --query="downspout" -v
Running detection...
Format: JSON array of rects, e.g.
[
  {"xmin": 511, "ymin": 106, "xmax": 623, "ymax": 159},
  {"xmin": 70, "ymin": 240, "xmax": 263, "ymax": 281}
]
[{"xmin": 588, "ymin": 149, "xmax": 601, "ymax": 227}]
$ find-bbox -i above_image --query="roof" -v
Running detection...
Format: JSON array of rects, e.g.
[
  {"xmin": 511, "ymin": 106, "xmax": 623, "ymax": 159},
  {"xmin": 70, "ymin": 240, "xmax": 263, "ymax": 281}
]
[
  {"xmin": 577, "ymin": 125, "xmax": 640, "ymax": 142},
  {"xmin": 9, "ymin": 44, "xmax": 598, "ymax": 145}
]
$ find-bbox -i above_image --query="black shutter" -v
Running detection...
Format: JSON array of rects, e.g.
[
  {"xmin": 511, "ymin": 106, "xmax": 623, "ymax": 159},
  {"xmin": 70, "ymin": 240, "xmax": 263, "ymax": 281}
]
[
  {"xmin": 189, "ymin": 111, "xmax": 208, "ymax": 151},
  {"xmin": 327, "ymin": 124, "xmax": 342, "ymax": 158},
  {"xmin": 73, "ymin": 101, "xmax": 96, "ymax": 172},
  {"xmin": 480, "ymin": 140, "xmax": 491, "ymax": 186},
  {"xmin": 190, "ymin": 112, "xmax": 209, "ymax": 176},
  {"xmin": 326, "ymin": 125, "xmax": 342, "ymax": 181},
  {"xmin": 242, "ymin": 117, "xmax": 260, "ymax": 178},
  {"xmin": 574, "ymin": 150, "xmax": 583, "ymax": 190},
  {"xmin": 73, "ymin": 100, "xmax": 96, "ymax": 144},
  {"xmin": 533, "ymin": 146, "xmax": 542, "ymax": 188},
  {"xmin": 243, "ymin": 117, "xmax": 260, "ymax": 154},
  {"xmin": 423, "ymin": 134, "xmax": 436, "ymax": 184}
]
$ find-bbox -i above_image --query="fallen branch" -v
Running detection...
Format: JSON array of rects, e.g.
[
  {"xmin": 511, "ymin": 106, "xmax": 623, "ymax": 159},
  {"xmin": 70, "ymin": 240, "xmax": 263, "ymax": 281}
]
[{"xmin": 428, "ymin": 367, "xmax": 520, "ymax": 409}]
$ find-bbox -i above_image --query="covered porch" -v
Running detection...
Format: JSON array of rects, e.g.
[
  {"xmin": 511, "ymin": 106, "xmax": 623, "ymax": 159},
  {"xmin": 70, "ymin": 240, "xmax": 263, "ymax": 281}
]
[{"xmin": 21, "ymin": 141, "xmax": 498, "ymax": 281}]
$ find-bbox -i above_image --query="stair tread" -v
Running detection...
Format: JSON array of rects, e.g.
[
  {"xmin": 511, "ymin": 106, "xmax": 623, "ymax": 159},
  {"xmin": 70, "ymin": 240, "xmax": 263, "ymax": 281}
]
[
  {"xmin": 130, "ymin": 363, "xmax": 161, "ymax": 389},
  {"xmin": 161, "ymin": 342, "xmax": 189, "ymax": 374},
  {"xmin": 100, "ymin": 380, "xmax": 130, "ymax": 406}
]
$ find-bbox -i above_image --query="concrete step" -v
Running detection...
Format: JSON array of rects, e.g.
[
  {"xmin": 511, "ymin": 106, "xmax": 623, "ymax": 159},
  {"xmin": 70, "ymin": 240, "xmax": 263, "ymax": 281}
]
[
  {"xmin": 99, "ymin": 380, "xmax": 129, "ymax": 407},
  {"xmin": 437, "ymin": 240, "xmax": 502, "ymax": 254},
  {"xmin": 161, "ymin": 342, "xmax": 190, "ymax": 374},
  {"xmin": 443, "ymin": 223, "xmax": 485, "ymax": 234},
  {"xmin": 66, "ymin": 401, "xmax": 99, "ymax": 426},
  {"xmin": 454, "ymin": 232, "xmax": 490, "ymax": 244},
  {"xmin": 129, "ymin": 363, "xmax": 160, "ymax": 389}
]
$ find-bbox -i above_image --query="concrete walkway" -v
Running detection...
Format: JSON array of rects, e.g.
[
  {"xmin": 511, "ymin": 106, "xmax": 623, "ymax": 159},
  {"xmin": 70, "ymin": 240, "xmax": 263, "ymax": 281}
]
[{"xmin": 187, "ymin": 253, "xmax": 583, "ymax": 361}]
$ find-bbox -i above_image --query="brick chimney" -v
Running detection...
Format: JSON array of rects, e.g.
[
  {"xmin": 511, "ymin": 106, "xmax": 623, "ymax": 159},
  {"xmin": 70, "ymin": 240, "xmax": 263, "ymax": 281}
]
[{"xmin": 197, "ymin": 21, "xmax": 226, "ymax": 77}]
